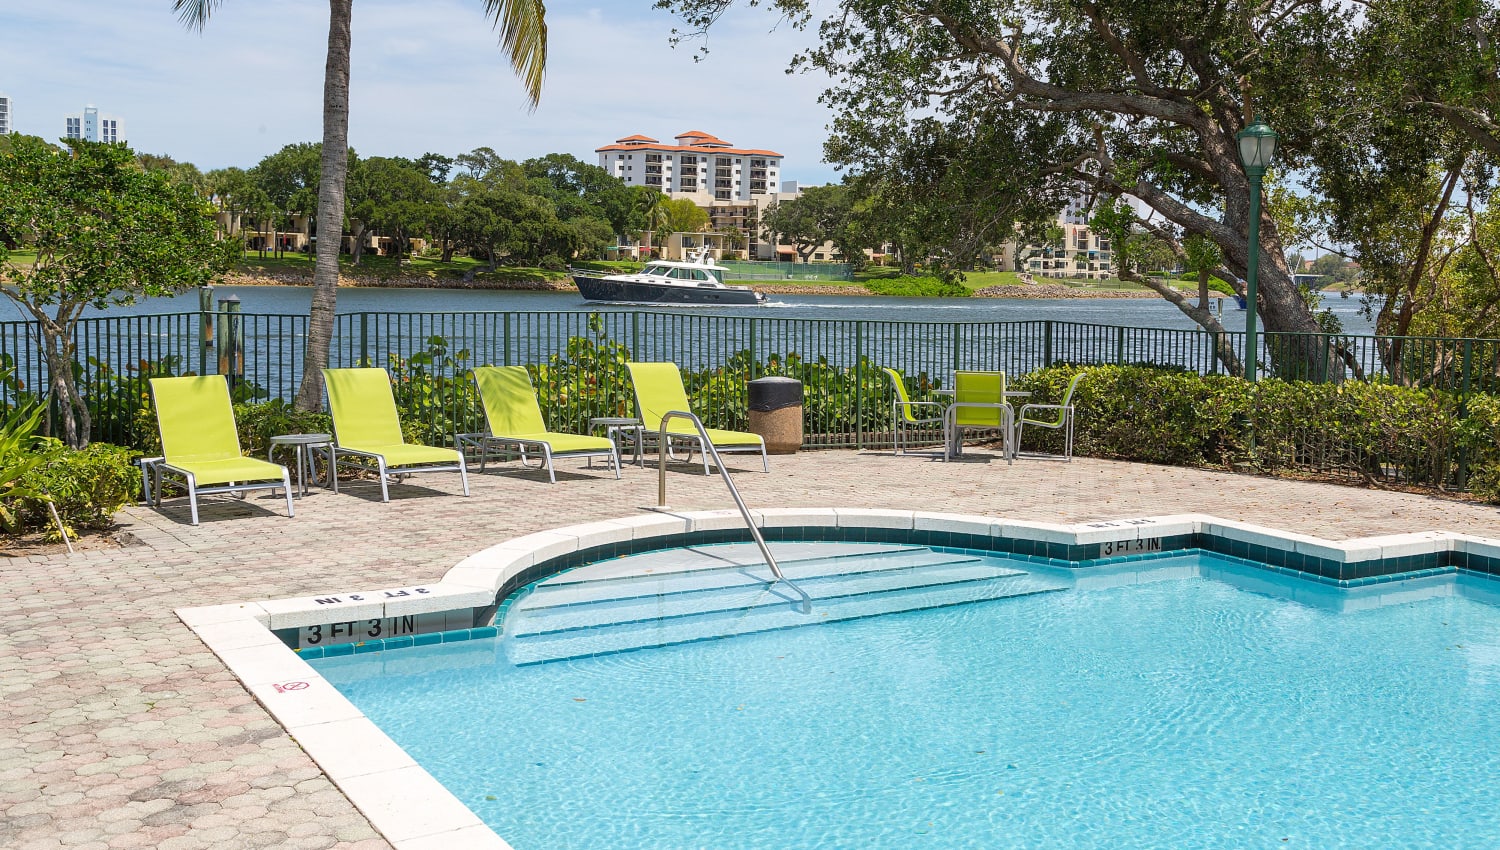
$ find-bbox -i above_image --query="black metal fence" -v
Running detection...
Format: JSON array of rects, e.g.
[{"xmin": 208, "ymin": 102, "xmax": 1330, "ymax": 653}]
[{"xmin": 4, "ymin": 308, "xmax": 1498, "ymax": 483}]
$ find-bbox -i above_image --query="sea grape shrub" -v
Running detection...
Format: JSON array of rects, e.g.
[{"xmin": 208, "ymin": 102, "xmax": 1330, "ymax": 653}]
[
  {"xmin": 385, "ymin": 336, "xmax": 482, "ymax": 445},
  {"xmin": 232, "ymin": 399, "xmax": 334, "ymax": 457}
]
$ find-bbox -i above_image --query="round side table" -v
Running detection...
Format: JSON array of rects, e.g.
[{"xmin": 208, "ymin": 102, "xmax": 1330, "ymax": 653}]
[
  {"xmin": 589, "ymin": 417, "xmax": 645, "ymax": 468},
  {"xmin": 268, "ymin": 433, "xmax": 333, "ymax": 497}
]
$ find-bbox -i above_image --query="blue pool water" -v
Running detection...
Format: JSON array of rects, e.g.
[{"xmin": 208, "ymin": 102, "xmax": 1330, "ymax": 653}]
[{"xmin": 311, "ymin": 549, "xmax": 1500, "ymax": 848}]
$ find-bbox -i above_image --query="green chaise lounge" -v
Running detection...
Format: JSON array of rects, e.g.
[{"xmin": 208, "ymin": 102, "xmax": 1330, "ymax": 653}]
[
  {"xmin": 322, "ymin": 367, "xmax": 470, "ymax": 502},
  {"xmin": 626, "ymin": 361, "xmax": 768, "ymax": 475},
  {"xmin": 148, "ymin": 375, "xmax": 294, "ymax": 525},
  {"xmin": 458, "ymin": 365, "xmax": 620, "ymax": 483}
]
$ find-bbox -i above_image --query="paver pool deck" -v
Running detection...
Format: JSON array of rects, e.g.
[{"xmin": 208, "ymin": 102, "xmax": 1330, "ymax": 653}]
[{"xmin": 4, "ymin": 448, "xmax": 1498, "ymax": 849}]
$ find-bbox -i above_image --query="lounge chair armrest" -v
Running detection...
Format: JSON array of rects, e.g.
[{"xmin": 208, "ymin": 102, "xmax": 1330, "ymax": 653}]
[{"xmin": 895, "ymin": 401, "xmax": 945, "ymax": 412}]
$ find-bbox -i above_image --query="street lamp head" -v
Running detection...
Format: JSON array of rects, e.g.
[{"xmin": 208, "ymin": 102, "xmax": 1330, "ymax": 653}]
[{"xmin": 1236, "ymin": 119, "xmax": 1279, "ymax": 176}]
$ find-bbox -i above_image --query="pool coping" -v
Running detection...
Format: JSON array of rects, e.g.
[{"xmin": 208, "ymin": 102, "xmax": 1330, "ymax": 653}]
[{"xmin": 176, "ymin": 509, "xmax": 1500, "ymax": 849}]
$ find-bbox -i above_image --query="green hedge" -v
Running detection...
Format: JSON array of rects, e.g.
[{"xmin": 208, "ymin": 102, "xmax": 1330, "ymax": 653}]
[
  {"xmin": 1015, "ymin": 365, "xmax": 1485, "ymax": 498},
  {"xmin": 863, "ymin": 276, "xmax": 970, "ymax": 297}
]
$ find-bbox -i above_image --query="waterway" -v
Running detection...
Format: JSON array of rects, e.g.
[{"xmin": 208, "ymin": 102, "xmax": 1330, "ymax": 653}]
[{"xmin": 1, "ymin": 285, "xmax": 1376, "ymax": 334}]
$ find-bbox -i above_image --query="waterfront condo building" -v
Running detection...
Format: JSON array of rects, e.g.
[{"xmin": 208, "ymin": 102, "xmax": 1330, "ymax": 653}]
[
  {"xmin": 597, "ymin": 130, "xmax": 784, "ymax": 201},
  {"xmin": 64, "ymin": 105, "xmax": 123, "ymax": 144},
  {"xmin": 598, "ymin": 131, "xmax": 802, "ymax": 260},
  {"xmin": 0, "ymin": 93, "xmax": 11, "ymax": 135}
]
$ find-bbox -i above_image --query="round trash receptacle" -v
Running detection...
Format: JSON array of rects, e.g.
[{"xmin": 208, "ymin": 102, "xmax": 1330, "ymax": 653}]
[{"xmin": 747, "ymin": 376, "xmax": 803, "ymax": 455}]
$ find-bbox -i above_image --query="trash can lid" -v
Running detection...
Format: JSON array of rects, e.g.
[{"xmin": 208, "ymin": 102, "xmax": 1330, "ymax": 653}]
[{"xmin": 748, "ymin": 376, "xmax": 803, "ymax": 411}]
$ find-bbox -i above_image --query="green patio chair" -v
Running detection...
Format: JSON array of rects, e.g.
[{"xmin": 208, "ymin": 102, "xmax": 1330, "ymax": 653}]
[
  {"xmin": 322, "ymin": 367, "xmax": 469, "ymax": 502},
  {"xmin": 943, "ymin": 370, "xmax": 1013, "ymax": 464},
  {"xmin": 626, "ymin": 361, "xmax": 767, "ymax": 474},
  {"xmin": 882, "ymin": 367, "xmax": 945, "ymax": 456},
  {"xmin": 1015, "ymin": 372, "xmax": 1085, "ymax": 461},
  {"xmin": 149, "ymin": 375, "xmax": 293, "ymax": 526},
  {"xmin": 458, "ymin": 366, "xmax": 620, "ymax": 483}
]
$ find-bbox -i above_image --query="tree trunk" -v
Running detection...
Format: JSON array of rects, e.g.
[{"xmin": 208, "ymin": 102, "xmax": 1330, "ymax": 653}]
[
  {"xmin": 1136, "ymin": 275, "xmax": 1243, "ymax": 377},
  {"xmin": 1197, "ymin": 270, "xmax": 1210, "ymax": 311},
  {"xmin": 350, "ymin": 221, "xmax": 367, "ymax": 267},
  {"xmin": 39, "ymin": 320, "xmax": 90, "ymax": 449},
  {"xmin": 294, "ymin": 0, "xmax": 353, "ymax": 412}
]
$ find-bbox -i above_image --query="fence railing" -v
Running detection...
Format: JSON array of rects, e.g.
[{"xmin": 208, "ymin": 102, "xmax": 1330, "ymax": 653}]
[{"xmin": 4, "ymin": 308, "xmax": 1498, "ymax": 467}]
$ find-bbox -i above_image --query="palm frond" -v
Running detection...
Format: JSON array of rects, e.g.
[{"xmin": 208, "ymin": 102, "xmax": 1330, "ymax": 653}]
[
  {"xmin": 484, "ymin": 0, "xmax": 548, "ymax": 109},
  {"xmin": 173, "ymin": 0, "xmax": 225, "ymax": 33}
]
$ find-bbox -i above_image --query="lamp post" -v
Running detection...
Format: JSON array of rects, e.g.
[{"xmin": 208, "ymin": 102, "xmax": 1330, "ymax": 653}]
[{"xmin": 1236, "ymin": 119, "xmax": 1279, "ymax": 382}]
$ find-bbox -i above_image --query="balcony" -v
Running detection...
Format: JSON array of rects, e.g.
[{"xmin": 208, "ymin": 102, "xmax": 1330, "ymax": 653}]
[
  {"xmin": 750, "ymin": 170, "xmax": 766, "ymax": 179},
  {"xmin": 645, "ymin": 176, "xmax": 662, "ymax": 186},
  {"xmin": 645, "ymin": 166, "xmax": 662, "ymax": 175},
  {"xmin": 715, "ymin": 180, "xmax": 733, "ymax": 189},
  {"xmin": 644, "ymin": 154, "xmax": 662, "ymax": 163}
]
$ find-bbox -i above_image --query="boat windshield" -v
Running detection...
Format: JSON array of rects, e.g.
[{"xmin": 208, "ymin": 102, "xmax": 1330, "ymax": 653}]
[{"xmin": 643, "ymin": 264, "xmax": 670, "ymax": 276}]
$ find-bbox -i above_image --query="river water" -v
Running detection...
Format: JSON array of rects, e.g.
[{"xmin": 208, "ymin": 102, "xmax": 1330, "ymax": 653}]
[{"xmin": 5, "ymin": 285, "xmax": 1375, "ymax": 334}]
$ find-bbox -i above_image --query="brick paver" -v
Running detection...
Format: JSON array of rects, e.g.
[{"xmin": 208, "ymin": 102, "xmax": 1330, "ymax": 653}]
[{"xmin": 3, "ymin": 449, "xmax": 1497, "ymax": 847}]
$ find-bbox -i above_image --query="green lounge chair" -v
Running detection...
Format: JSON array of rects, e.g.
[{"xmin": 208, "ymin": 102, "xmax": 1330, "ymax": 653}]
[
  {"xmin": 626, "ymin": 361, "xmax": 767, "ymax": 474},
  {"xmin": 943, "ymin": 370, "xmax": 1013, "ymax": 463},
  {"xmin": 322, "ymin": 367, "xmax": 469, "ymax": 502},
  {"xmin": 458, "ymin": 366, "xmax": 620, "ymax": 483},
  {"xmin": 149, "ymin": 375, "xmax": 293, "ymax": 525},
  {"xmin": 1015, "ymin": 372, "xmax": 1085, "ymax": 461},
  {"xmin": 882, "ymin": 367, "xmax": 945, "ymax": 456}
]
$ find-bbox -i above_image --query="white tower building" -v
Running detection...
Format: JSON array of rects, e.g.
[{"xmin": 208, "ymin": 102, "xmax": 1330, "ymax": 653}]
[{"xmin": 64, "ymin": 105, "xmax": 123, "ymax": 144}]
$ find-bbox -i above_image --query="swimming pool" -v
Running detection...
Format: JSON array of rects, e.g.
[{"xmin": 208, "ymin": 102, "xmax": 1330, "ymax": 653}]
[{"xmin": 306, "ymin": 543, "xmax": 1500, "ymax": 849}]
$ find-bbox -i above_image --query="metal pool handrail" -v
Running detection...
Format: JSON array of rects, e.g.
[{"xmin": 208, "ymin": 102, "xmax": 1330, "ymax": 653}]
[{"xmin": 656, "ymin": 410, "xmax": 813, "ymax": 614}]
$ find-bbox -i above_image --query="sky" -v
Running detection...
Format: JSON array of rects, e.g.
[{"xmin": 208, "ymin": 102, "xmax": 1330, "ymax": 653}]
[{"xmin": 0, "ymin": 0, "xmax": 841, "ymax": 183}]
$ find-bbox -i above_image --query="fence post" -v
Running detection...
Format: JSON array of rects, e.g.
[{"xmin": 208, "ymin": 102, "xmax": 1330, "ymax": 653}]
[
  {"xmin": 748, "ymin": 318, "xmax": 757, "ymax": 380},
  {"xmin": 951, "ymin": 323, "xmax": 962, "ymax": 374},
  {"xmin": 358, "ymin": 313, "xmax": 369, "ymax": 367},
  {"xmin": 855, "ymin": 320, "xmax": 865, "ymax": 450},
  {"xmin": 1458, "ymin": 339, "xmax": 1473, "ymax": 489},
  {"xmin": 198, "ymin": 286, "xmax": 214, "ymax": 376},
  {"xmin": 632, "ymin": 311, "xmax": 641, "ymax": 360},
  {"xmin": 1115, "ymin": 326, "xmax": 1126, "ymax": 365},
  {"xmin": 503, "ymin": 313, "xmax": 512, "ymax": 366},
  {"xmin": 1043, "ymin": 320, "xmax": 1053, "ymax": 368}
]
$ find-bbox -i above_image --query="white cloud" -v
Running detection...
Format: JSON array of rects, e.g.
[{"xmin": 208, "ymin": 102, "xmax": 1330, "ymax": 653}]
[{"xmin": 0, "ymin": 0, "xmax": 841, "ymax": 182}]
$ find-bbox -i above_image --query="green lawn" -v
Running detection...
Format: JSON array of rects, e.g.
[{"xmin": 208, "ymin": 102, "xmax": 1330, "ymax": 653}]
[{"xmin": 234, "ymin": 252, "xmax": 568, "ymax": 284}]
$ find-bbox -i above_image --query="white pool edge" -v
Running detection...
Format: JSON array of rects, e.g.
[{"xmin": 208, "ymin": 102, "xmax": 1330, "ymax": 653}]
[{"xmin": 177, "ymin": 509, "xmax": 1500, "ymax": 849}]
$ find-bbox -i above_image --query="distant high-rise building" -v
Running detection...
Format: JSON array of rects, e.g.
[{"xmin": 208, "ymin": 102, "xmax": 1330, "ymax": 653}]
[
  {"xmin": 0, "ymin": 92, "xmax": 12, "ymax": 135},
  {"xmin": 64, "ymin": 104, "xmax": 123, "ymax": 144}
]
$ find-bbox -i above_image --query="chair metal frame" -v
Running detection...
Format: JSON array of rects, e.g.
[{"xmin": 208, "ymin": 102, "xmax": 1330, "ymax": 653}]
[
  {"xmin": 942, "ymin": 370, "xmax": 1014, "ymax": 464},
  {"xmin": 1014, "ymin": 373, "xmax": 1085, "ymax": 461},
  {"xmin": 882, "ymin": 367, "xmax": 945, "ymax": 456}
]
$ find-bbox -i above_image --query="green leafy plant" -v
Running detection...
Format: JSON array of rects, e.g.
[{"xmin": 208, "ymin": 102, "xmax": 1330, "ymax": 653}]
[
  {"xmin": 17, "ymin": 442, "xmax": 140, "ymax": 539},
  {"xmin": 863, "ymin": 276, "xmax": 970, "ymax": 298},
  {"xmin": 233, "ymin": 399, "xmax": 334, "ymax": 457},
  {"xmin": 386, "ymin": 335, "xmax": 481, "ymax": 445},
  {"xmin": 0, "ymin": 402, "xmax": 62, "ymax": 534}
]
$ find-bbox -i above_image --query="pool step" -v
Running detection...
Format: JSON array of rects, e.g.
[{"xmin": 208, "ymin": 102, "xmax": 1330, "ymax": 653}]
[
  {"xmin": 504, "ymin": 549, "xmax": 1068, "ymax": 665},
  {"xmin": 517, "ymin": 546, "xmax": 983, "ymax": 611}
]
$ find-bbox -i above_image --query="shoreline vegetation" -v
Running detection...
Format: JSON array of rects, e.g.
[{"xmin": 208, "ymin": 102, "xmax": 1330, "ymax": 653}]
[{"xmin": 221, "ymin": 254, "xmax": 1212, "ymax": 300}]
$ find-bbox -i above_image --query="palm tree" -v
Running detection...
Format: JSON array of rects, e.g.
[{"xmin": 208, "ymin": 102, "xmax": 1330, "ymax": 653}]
[{"xmin": 176, "ymin": 0, "xmax": 547, "ymax": 410}]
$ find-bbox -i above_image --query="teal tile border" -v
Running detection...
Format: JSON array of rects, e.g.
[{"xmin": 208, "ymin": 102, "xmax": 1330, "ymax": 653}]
[{"xmin": 295, "ymin": 625, "xmax": 500, "ymax": 660}]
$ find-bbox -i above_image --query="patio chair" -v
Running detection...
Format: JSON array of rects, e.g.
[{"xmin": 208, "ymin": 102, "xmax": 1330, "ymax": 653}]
[
  {"xmin": 148, "ymin": 375, "xmax": 293, "ymax": 526},
  {"xmin": 943, "ymin": 370, "xmax": 1013, "ymax": 464},
  {"xmin": 882, "ymin": 367, "xmax": 945, "ymax": 456},
  {"xmin": 322, "ymin": 367, "xmax": 470, "ymax": 502},
  {"xmin": 458, "ymin": 366, "xmax": 620, "ymax": 483},
  {"xmin": 626, "ymin": 361, "xmax": 767, "ymax": 474},
  {"xmin": 1015, "ymin": 372, "xmax": 1085, "ymax": 461}
]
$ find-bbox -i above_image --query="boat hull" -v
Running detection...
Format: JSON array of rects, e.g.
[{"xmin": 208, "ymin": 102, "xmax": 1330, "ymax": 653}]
[{"xmin": 573, "ymin": 275, "xmax": 764, "ymax": 306}]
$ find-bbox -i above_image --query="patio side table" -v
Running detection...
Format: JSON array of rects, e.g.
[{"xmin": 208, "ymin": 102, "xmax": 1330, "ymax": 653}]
[
  {"xmin": 589, "ymin": 417, "xmax": 645, "ymax": 468},
  {"xmin": 268, "ymin": 433, "xmax": 333, "ymax": 497}
]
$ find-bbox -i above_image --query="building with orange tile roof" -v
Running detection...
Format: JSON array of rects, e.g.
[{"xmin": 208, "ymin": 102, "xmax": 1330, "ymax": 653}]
[{"xmin": 596, "ymin": 130, "xmax": 785, "ymax": 203}]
